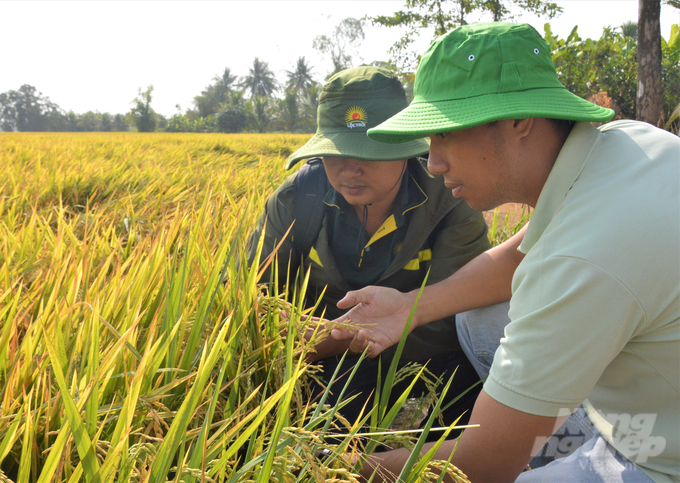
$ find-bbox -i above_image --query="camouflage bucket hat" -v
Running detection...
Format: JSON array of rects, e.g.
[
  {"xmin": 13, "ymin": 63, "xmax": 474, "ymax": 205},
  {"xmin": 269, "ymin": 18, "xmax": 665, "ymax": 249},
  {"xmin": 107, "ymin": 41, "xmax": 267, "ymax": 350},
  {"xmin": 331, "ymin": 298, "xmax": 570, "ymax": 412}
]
[
  {"xmin": 367, "ymin": 23, "xmax": 616, "ymax": 144},
  {"xmin": 285, "ymin": 66, "xmax": 430, "ymax": 169}
]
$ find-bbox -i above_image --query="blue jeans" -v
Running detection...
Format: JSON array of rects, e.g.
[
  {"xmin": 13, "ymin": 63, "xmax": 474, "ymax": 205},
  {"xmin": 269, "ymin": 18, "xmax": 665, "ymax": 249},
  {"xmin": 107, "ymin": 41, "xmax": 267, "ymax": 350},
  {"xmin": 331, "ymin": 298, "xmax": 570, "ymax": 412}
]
[{"xmin": 456, "ymin": 303, "xmax": 653, "ymax": 482}]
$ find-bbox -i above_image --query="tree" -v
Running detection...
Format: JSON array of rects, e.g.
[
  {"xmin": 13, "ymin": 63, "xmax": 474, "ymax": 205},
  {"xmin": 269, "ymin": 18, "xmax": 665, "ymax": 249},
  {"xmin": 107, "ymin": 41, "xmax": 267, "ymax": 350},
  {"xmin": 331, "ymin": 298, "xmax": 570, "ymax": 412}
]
[
  {"xmin": 213, "ymin": 67, "xmax": 237, "ymax": 101},
  {"xmin": 543, "ymin": 23, "xmax": 680, "ymax": 129},
  {"xmin": 217, "ymin": 106, "xmax": 247, "ymax": 133},
  {"xmin": 193, "ymin": 67, "xmax": 238, "ymax": 118},
  {"xmin": 286, "ymin": 57, "xmax": 316, "ymax": 95},
  {"xmin": 101, "ymin": 113, "xmax": 113, "ymax": 132},
  {"xmin": 240, "ymin": 58, "xmax": 278, "ymax": 98},
  {"xmin": 278, "ymin": 89, "xmax": 300, "ymax": 132},
  {"xmin": 313, "ymin": 18, "xmax": 365, "ymax": 76},
  {"xmin": 113, "ymin": 113, "xmax": 129, "ymax": 132},
  {"xmin": 13, "ymin": 85, "xmax": 48, "ymax": 131},
  {"xmin": 298, "ymin": 83, "xmax": 322, "ymax": 132},
  {"xmin": 0, "ymin": 85, "xmax": 65, "ymax": 131},
  {"xmin": 247, "ymin": 96, "xmax": 273, "ymax": 133},
  {"xmin": 230, "ymin": 90, "xmax": 246, "ymax": 108},
  {"xmin": 66, "ymin": 111, "xmax": 79, "ymax": 131},
  {"xmin": 661, "ymin": 24, "xmax": 680, "ymax": 133},
  {"xmin": 156, "ymin": 114, "xmax": 168, "ymax": 130},
  {"xmin": 621, "ymin": 20, "xmax": 638, "ymax": 41},
  {"xmin": 545, "ymin": 25, "xmax": 637, "ymax": 119},
  {"xmin": 130, "ymin": 86, "xmax": 157, "ymax": 132},
  {"xmin": 371, "ymin": 0, "xmax": 561, "ymax": 73},
  {"xmin": 166, "ymin": 113, "xmax": 190, "ymax": 132},
  {"xmin": 480, "ymin": 0, "xmax": 561, "ymax": 21},
  {"xmin": 637, "ymin": 0, "xmax": 664, "ymax": 126},
  {"xmin": 79, "ymin": 111, "xmax": 99, "ymax": 131},
  {"xmin": 193, "ymin": 91, "xmax": 219, "ymax": 119}
]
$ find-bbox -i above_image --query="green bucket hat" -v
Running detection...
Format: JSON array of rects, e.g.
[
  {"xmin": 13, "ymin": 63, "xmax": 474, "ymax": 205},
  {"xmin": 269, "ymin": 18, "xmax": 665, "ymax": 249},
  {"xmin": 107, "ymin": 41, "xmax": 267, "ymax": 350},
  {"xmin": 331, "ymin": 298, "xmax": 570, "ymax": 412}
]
[
  {"xmin": 367, "ymin": 23, "xmax": 615, "ymax": 144},
  {"xmin": 285, "ymin": 66, "xmax": 430, "ymax": 169}
]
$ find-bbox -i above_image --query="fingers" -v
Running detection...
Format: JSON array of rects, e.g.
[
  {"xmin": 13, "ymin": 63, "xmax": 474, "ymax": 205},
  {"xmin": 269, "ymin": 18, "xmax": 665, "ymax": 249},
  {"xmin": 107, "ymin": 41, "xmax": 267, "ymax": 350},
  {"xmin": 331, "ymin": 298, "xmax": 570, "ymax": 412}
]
[
  {"xmin": 336, "ymin": 287, "xmax": 373, "ymax": 310},
  {"xmin": 365, "ymin": 340, "xmax": 380, "ymax": 358},
  {"xmin": 349, "ymin": 330, "xmax": 383, "ymax": 358},
  {"xmin": 347, "ymin": 330, "xmax": 369, "ymax": 353},
  {"xmin": 330, "ymin": 327, "xmax": 355, "ymax": 341},
  {"xmin": 330, "ymin": 328, "xmax": 369, "ymax": 350},
  {"xmin": 330, "ymin": 328, "xmax": 383, "ymax": 357},
  {"xmin": 336, "ymin": 291, "xmax": 358, "ymax": 310},
  {"xmin": 300, "ymin": 314, "xmax": 323, "ymax": 323}
]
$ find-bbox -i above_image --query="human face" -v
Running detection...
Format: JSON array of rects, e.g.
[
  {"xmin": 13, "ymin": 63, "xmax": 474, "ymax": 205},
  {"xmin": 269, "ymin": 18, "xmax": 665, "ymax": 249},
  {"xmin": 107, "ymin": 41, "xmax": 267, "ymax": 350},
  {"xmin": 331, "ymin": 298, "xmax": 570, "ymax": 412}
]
[
  {"xmin": 322, "ymin": 157, "xmax": 407, "ymax": 210},
  {"xmin": 427, "ymin": 124, "xmax": 517, "ymax": 212}
]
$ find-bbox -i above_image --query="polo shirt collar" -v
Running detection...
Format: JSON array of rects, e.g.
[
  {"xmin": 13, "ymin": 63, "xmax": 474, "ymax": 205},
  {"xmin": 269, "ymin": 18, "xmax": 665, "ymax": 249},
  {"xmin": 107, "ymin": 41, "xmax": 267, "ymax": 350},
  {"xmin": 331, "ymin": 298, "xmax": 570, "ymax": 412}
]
[{"xmin": 519, "ymin": 122, "xmax": 601, "ymax": 254}]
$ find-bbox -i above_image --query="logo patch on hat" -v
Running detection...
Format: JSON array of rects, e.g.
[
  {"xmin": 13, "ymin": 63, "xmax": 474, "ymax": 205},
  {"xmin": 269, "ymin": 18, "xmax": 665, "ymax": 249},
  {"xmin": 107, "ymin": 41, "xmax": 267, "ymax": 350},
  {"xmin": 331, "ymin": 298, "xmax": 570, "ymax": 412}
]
[{"xmin": 345, "ymin": 106, "xmax": 367, "ymax": 129}]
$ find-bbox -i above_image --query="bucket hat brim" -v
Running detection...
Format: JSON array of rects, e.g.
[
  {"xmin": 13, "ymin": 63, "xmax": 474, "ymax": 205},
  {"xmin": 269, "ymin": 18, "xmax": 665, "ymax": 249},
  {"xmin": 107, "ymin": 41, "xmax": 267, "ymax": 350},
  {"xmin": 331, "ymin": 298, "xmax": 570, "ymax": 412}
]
[
  {"xmin": 368, "ymin": 88, "xmax": 615, "ymax": 144},
  {"xmin": 285, "ymin": 131, "xmax": 430, "ymax": 169}
]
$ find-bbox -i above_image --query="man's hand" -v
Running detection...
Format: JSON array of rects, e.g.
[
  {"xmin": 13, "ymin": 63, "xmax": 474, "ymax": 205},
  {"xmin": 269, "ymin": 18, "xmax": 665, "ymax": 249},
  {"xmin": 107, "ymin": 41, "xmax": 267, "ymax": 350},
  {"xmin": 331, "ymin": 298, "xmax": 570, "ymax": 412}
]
[
  {"xmin": 352, "ymin": 390, "xmax": 568, "ymax": 483},
  {"xmin": 330, "ymin": 286, "xmax": 418, "ymax": 358}
]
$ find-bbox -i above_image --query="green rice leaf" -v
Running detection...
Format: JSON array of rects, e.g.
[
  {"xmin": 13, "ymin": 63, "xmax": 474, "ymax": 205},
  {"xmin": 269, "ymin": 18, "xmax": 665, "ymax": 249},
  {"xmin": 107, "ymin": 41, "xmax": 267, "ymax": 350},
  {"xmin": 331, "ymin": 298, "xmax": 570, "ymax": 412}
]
[
  {"xmin": 40, "ymin": 323, "xmax": 102, "ymax": 483},
  {"xmin": 0, "ymin": 405, "xmax": 23, "ymax": 464},
  {"xmin": 149, "ymin": 317, "xmax": 231, "ymax": 482}
]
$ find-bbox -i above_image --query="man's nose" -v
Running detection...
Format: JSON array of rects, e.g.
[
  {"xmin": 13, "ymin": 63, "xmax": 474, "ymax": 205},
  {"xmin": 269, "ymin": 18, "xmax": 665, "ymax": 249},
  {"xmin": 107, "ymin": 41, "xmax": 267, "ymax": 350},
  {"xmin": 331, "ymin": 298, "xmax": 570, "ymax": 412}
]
[
  {"xmin": 427, "ymin": 151, "xmax": 447, "ymax": 175},
  {"xmin": 426, "ymin": 135, "xmax": 448, "ymax": 175},
  {"xmin": 340, "ymin": 159, "xmax": 364, "ymax": 175}
]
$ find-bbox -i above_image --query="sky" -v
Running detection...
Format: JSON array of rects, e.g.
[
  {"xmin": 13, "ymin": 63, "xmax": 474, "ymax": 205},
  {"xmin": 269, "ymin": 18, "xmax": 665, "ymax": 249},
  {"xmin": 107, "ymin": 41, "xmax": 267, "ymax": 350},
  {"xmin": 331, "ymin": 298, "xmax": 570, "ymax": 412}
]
[{"xmin": 2, "ymin": 1, "xmax": 678, "ymax": 118}]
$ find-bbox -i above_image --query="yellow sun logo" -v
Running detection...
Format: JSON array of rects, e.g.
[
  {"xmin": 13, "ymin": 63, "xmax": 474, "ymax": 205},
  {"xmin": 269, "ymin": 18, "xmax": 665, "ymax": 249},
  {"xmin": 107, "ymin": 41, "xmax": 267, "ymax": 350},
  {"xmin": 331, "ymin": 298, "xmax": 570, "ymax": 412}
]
[{"xmin": 345, "ymin": 106, "xmax": 367, "ymax": 125}]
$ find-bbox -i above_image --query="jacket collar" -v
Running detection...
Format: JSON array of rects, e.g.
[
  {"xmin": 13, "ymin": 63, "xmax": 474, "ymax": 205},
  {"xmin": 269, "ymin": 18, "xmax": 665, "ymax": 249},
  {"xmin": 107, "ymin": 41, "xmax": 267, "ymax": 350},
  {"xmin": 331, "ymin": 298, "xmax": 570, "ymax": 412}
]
[{"xmin": 312, "ymin": 158, "xmax": 461, "ymax": 288}]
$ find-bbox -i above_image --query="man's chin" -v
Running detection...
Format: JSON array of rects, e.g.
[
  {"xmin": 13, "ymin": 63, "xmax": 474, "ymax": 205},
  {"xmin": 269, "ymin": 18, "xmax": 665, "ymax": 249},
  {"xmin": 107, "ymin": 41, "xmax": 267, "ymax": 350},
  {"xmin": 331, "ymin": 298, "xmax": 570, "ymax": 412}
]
[
  {"xmin": 448, "ymin": 188, "xmax": 504, "ymax": 212},
  {"xmin": 481, "ymin": 202, "xmax": 510, "ymax": 214},
  {"xmin": 462, "ymin": 197, "xmax": 500, "ymax": 213}
]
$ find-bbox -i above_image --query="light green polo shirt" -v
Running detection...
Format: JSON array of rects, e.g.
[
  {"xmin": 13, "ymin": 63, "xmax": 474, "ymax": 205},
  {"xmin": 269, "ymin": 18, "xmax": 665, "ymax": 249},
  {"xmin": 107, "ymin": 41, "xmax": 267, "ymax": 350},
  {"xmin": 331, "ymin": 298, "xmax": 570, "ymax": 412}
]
[{"xmin": 484, "ymin": 121, "xmax": 680, "ymax": 482}]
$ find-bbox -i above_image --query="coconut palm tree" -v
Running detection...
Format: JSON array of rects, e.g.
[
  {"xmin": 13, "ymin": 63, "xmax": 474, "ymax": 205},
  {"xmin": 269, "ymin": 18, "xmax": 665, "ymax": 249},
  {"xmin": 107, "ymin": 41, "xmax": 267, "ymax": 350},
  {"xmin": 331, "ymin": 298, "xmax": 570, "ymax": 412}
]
[
  {"xmin": 620, "ymin": 21, "xmax": 638, "ymax": 41},
  {"xmin": 278, "ymin": 88, "xmax": 299, "ymax": 133},
  {"xmin": 285, "ymin": 57, "xmax": 315, "ymax": 95},
  {"xmin": 248, "ymin": 96, "xmax": 273, "ymax": 133},
  {"xmin": 241, "ymin": 58, "xmax": 278, "ymax": 98},
  {"xmin": 212, "ymin": 67, "xmax": 238, "ymax": 103},
  {"xmin": 193, "ymin": 68, "xmax": 237, "ymax": 118},
  {"xmin": 294, "ymin": 83, "xmax": 322, "ymax": 133}
]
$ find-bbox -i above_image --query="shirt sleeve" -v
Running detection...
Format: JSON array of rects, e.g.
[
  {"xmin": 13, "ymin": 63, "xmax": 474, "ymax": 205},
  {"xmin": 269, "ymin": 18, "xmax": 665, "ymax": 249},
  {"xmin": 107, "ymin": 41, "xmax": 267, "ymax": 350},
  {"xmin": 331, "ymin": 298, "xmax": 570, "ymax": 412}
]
[
  {"xmin": 245, "ymin": 173, "xmax": 300, "ymax": 289},
  {"xmin": 484, "ymin": 254, "xmax": 646, "ymax": 417}
]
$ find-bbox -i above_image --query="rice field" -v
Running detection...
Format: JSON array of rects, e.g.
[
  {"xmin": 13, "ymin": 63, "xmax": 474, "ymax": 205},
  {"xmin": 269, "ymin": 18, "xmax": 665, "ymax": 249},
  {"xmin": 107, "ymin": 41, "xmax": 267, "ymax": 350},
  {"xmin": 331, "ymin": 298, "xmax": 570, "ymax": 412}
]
[{"xmin": 0, "ymin": 132, "xmax": 526, "ymax": 483}]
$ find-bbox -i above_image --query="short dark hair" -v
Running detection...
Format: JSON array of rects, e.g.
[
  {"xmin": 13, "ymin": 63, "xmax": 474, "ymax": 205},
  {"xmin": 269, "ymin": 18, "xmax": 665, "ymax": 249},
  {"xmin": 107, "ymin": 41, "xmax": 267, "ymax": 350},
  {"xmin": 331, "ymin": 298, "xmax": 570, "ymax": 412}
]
[{"xmin": 547, "ymin": 118, "xmax": 575, "ymax": 134}]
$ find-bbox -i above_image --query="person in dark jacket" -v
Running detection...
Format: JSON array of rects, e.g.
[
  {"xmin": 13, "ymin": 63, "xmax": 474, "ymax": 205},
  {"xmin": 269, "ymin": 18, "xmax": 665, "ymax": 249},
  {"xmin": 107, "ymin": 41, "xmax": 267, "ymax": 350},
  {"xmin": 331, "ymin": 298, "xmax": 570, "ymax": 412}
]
[{"xmin": 246, "ymin": 66, "xmax": 497, "ymax": 428}]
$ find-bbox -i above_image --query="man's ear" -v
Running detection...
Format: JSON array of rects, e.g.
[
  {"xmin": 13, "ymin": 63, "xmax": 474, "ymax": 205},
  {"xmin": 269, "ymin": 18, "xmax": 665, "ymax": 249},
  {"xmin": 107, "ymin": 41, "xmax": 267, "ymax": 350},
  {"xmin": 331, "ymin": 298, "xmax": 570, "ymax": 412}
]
[{"xmin": 512, "ymin": 118, "xmax": 534, "ymax": 139}]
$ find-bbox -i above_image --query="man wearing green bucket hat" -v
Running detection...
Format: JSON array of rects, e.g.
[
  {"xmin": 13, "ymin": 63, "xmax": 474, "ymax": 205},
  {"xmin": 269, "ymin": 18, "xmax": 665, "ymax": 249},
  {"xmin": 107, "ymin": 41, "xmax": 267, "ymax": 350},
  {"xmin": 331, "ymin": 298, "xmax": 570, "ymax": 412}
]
[
  {"xmin": 331, "ymin": 23, "xmax": 679, "ymax": 482},
  {"xmin": 246, "ymin": 66, "xmax": 499, "ymax": 426}
]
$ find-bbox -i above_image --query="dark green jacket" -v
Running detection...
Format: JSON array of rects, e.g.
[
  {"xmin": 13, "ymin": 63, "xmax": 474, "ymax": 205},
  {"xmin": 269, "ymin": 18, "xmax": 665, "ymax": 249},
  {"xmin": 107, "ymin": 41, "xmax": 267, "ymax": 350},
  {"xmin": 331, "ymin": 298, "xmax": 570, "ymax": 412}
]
[{"xmin": 246, "ymin": 158, "xmax": 490, "ymax": 361}]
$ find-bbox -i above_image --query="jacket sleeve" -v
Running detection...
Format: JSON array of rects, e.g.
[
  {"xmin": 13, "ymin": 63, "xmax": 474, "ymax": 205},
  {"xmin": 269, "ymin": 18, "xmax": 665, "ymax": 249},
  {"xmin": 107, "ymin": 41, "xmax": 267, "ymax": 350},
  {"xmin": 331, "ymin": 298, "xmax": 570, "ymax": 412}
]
[
  {"xmin": 397, "ymin": 199, "xmax": 490, "ymax": 360},
  {"xmin": 245, "ymin": 173, "xmax": 301, "ymax": 290},
  {"xmin": 427, "ymin": 201, "xmax": 490, "ymax": 285}
]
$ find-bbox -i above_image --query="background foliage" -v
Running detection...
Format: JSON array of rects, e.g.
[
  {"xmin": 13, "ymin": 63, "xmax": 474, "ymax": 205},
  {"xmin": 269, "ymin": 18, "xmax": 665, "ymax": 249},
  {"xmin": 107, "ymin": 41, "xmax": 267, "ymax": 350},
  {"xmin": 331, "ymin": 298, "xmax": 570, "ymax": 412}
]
[
  {"xmin": 1, "ymin": 15, "xmax": 678, "ymax": 134},
  {"xmin": 545, "ymin": 23, "xmax": 680, "ymax": 129},
  {"xmin": 370, "ymin": 0, "xmax": 563, "ymax": 73}
]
